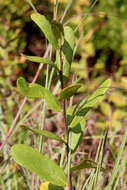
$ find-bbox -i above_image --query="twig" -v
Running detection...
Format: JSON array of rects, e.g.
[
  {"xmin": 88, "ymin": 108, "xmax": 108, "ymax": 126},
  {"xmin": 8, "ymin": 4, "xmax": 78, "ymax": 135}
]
[{"xmin": 60, "ymin": 0, "xmax": 73, "ymax": 23}]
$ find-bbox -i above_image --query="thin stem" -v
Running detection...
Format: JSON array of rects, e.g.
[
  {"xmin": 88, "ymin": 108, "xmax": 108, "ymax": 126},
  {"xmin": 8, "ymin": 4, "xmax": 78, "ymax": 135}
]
[
  {"xmin": 59, "ymin": 47, "xmax": 73, "ymax": 190},
  {"xmin": 0, "ymin": 45, "xmax": 51, "ymax": 151},
  {"xmin": 60, "ymin": 0, "xmax": 73, "ymax": 23}
]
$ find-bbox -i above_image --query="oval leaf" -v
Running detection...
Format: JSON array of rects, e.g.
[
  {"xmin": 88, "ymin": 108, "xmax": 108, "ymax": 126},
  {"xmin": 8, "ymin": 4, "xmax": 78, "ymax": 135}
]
[
  {"xmin": 21, "ymin": 126, "xmax": 66, "ymax": 144},
  {"xmin": 70, "ymin": 79, "xmax": 111, "ymax": 128},
  {"xmin": 22, "ymin": 54, "xmax": 59, "ymax": 70},
  {"xmin": 60, "ymin": 83, "xmax": 82, "ymax": 100},
  {"xmin": 17, "ymin": 77, "xmax": 61, "ymax": 112},
  {"xmin": 40, "ymin": 181, "xmax": 64, "ymax": 190},
  {"xmin": 67, "ymin": 107, "xmax": 86, "ymax": 153},
  {"xmin": 11, "ymin": 144, "xmax": 67, "ymax": 187},
  {"xmin": 31, "ymin": 13, "xmax": 58, "ymax": 49},
  {"xmin": 56, "ymin": 26, "xmax": 75, "ymax": 80},
  {"xmin": 70, "ymin": 159, "xmax": 104, "ymax": 173}
]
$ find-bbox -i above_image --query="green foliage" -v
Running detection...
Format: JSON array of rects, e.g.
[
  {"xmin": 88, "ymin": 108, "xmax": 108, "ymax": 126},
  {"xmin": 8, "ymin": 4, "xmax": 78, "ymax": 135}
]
[
  {"xmin": 67, "ymin": 106, "xmax": 86, "ymax": 153},
  {"xmin": 71, "ymin": 159, "xmax": 104, "ymax": 173},
  {"xmin": 22, "ymin": 54, "xmax": 59, "ymax": 70},
  {"xmin": 31, "ymin": 13, "xmax": 62, "ymax": 49},
  {"xmin": 40, "ymin": 181, "xmax": 64, "ymax": 190},
  {"xmin": 70, "ymin": 79, "xmax": 111, "ymax": 128},
  {"xmin": 17, "ymin": 77, "xmax": 61, "ymax": 112},
  {"xmin": 11, "ymin": 144, "xmax": 67, "ymax": 187},
  {"xmin": 59, "ymin": 83, "xmax": 82, "ymax": 99},
  {"xmin": 21, "ymin": 125, "xmax": 66, "ymax": 144},
  {"xmin": 2, "ymin": 0, "xmax": 127, "ymax": 189},
  {"xmin": 56, "ymin": 26, "xmax": 75, "ymax": 80}
]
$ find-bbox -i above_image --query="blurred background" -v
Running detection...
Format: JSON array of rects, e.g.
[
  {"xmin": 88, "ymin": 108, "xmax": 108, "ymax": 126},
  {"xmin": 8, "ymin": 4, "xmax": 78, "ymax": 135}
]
[{"xmin": 1, "ymin": 0, "xmax": 127, "ymax": 189}]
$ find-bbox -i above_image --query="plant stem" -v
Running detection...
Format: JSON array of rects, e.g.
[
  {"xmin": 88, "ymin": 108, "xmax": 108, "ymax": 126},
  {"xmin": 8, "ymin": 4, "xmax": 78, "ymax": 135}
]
[
  {"xmin": 0, "ymin": 45, "xmax": 51, "ymax": 151},
  {"xmin": 59, "ymin": 47, "xmax": 73, "ymax": 190}
]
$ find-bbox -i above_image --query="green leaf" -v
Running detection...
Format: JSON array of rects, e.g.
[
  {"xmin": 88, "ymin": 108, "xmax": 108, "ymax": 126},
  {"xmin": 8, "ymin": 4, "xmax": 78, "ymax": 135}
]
[
  {"xmin": 31, "ymin": 13, "xmax": 60, "ymax": 49},
  {"xmin": 21, "ymin": 126, "xmax": 66, "ymax": 145},
  {"xmin": 11, "ymin": 144, "xmax": 67, "ymax": 187},
  {"xmin": 22, "ymin": 54, "xmax": 59, "ymax": 71},
  {"xmin": 59, "ymin": 83, "xmax": 82, "ymax": 100},
  {"xmin": 70, "ymin": 79, "xmax": 111, "ymax": 128},
  {"xmin": 40, "ymin": 181, "xmax": 64, "ymax": 190},
  {"xmin": 17, "ymin": 77, "xmax": 61, "ymax": 112},
  {"xmin": 70, "ymin": 159, "xmax": 104, "ymax": 173},
  {"xmin": 67, "ymin": 107, "xmax": 86, "ymax": 153},
  {"xmin": 51, "ymin": 21, "xmax": 64, "ymax": 47},
  {"xmin": 56, "ymin": 26, "xmax": 75, "ymax": 80},
  {"xmin": 71, "ymin": 119, "xmax": 86, "ymax": 153}
]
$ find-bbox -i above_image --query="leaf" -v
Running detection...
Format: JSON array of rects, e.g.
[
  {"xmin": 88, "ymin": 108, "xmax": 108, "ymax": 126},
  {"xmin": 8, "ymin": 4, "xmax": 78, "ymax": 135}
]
[
  {"xmin": 40, "ymin": 181, "xmax": 64, "ymax": 190},
  {"xmin": 56, "ymin": 26, "xmax": 75, "ymax": 80},
  {"xmin": 31, "ymin": 13, "xmax": 61, "ymax": 49},
  {"xmin": 11, "ymin": 144, "xmax": 67, "ymax": 187},
  {"xmin": 51, "ymin": 21, "xmax": 64, "ymax": 47},
  {"xmin": 59, "ymin": 83, "xmax": 82, "ymax": 100},
  {"xmin": 100, "ymin": 101, "xmax": 111, "ymax": 117},
  {"xmin": 21, "ymin": 126, "xmax": 66, "ymax": 145},
  {"xmin": 22, "ymin": 54, "xmax": 59, "ymax": 71},
  {"xmin": 67, "ymin": 107, "xmax": 86, "ymax": 153},
  {"xmin": 70, "ymin": 159, "xmax": 104, "ymax": 173},
  {"xmin": 71, "ymin": 119, "xmax": 86, "ymax": 153},
  {"xmin": 17, "ymin": 77, "xmax": 61, "ymax": 112},
  {"xmin": 70, "ymin": 79, "xmax": 111, "ymax": 128}
]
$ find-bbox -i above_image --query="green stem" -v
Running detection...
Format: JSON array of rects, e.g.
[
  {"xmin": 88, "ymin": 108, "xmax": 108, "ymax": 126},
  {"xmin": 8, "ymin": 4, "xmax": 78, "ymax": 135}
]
[{"xmin": 59, "ymin": 47, "xmax": 73, "ymax": 190}]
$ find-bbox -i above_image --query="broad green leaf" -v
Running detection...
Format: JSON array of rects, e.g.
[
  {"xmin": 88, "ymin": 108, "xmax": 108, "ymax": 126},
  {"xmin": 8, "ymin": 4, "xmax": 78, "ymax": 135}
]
[
  {"xmin": 21, "ymin": 126, "xmax": 66, "ymax": 145},
  {"xmin": 59, "ymin": 83, "xmax": 82, "ymax": 100},
  {"xmin": 22, "ymin": 54, "xmax": 59, "ymax": 70},
  {"xmin": 11, "ymin": 144, "xmax": 67, "ymax": 187},
  {"xmin": 67, "ymin": 107, "xmax": 86, "ymax": 153},
  {"xmin": 70, "ymin": 159, "xmax": 104, "ymax": 173},
  {"xmin": 31, "ymin": 13, "xmax": 62, "ymax": 49},
  {"xmin": 40, "ymin": 181, "xmax": 64, "ymax": 190},
  {"xmin": 56, "ymin": 26, "xmax": 75, "ymax": 80},
  {"xmin": 71, "ymin": 119, "xmax": 86, "ymax": 153},
  {"xmin": 70, "ymin": 79, "xmax": 111, "ymax": 128},
  {"xmin": 17, "ymin": 77, "xmax": 61, "ymax": 112},
  {"xmin": 51, "ymin": 21, "xmax": 64, "ymax": 47}
]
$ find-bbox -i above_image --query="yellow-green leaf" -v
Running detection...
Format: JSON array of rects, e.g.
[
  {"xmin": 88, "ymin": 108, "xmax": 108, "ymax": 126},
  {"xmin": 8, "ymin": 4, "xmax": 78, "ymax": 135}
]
[
  {"xmin": 71, "ymin": 159, "xmax": 104, "ymax": 173},
  {"xmin": 11, "ymin": 144, "xmax": 67, "ymax": 187},
  {"xmin": 17, "ymin": 77, "xmax": 61, "ymax": 112},
  {"xmin": 59, "ymin": 83, "xmax": 82, "ymax": 99},
  {"xmin": 56, "ymin": 26, "xmax": 75, "ymax": 80},
  {"xmin": 31, "ymin": 13, "xmax": 58, "ymax": 49},
  {"xmin": 70, "ymin": 79, "xmax": 111, "ymax": 128},
  {"xmin": 21, "ymin": 126, "xmax": 66, "ymax": 144},
  {"xmin": 22, "ymin": 54, "xmax": 59, "ymax": 70},
  {"xmin": 40, "ymin": 181, "xmax": 64, "ymax": 190}
]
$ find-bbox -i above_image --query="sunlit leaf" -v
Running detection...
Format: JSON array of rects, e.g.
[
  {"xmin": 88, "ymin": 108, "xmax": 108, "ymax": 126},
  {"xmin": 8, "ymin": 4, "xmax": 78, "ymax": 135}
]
[
  {"xmin": 67, "ymin": 107, "xmax": 86, "ymax": 153},
  {"xmin": 31, "ymin": 13, "xmax": 62, "ymax": 49},
  {"xmin": 56, "ymin": 26, "xmax": 75, "ymax": 80},
  {"xmin": 11, "ymin": 144, "xmax": 67, "ymax": 186},
  {"xmin": 22, "ymin": 54, "xmax": 59, "ymax": 70},
  {"xmin": 17, "ymin": 77, "xmax": 61, "ymax": 112},
  {"xmin": 59, "ymin": 83, "xmax": 82, "ymax": 99},
  {"xmin": 70, "ymin": 79, "xmax": 111, "ymax": 128},
  {"xmin": 71, "ymin": 159, "xmax": 104, "ymax": 173},
  {"xmin": 40, "ymin": 181, "xmax": 64, "ymax": 190},
  {"xmin": 21, "ymin": 126, "xmax": 66, "ymax": 144}
]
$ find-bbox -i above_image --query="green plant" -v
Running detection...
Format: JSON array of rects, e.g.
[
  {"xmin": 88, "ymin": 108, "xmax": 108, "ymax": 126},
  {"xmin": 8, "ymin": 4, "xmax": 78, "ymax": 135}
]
[
  {"xmin": 5, "ymin": 1, "xmax": 127, "ymax": 190},
  {"xmin": 6, "ymin": 2, "xmax": 112, "ymax": 190}
]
